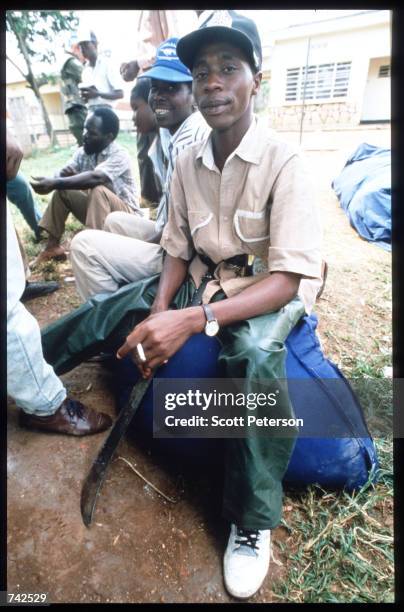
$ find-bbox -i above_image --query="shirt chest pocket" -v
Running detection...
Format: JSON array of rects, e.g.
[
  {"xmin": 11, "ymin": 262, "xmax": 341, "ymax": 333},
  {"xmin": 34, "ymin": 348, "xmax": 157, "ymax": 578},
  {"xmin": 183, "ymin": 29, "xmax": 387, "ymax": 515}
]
[
  {"xmin": 233, "ymin": 208, "xmax": 270, "ymax": 243},
  {"xmin": 188, "ymin": 211, "xmax": 214, "ymax": 238}
]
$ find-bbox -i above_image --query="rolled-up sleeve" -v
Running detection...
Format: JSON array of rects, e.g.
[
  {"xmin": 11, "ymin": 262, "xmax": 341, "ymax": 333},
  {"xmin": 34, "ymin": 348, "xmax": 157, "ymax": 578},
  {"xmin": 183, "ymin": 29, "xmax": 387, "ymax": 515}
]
[
  {"xmin": 160, "ymin": 162, "xmax": 194, "ymax": 261},
  {"xmin": 267, "ymin": 153, "xmax": 322, "ymax": 279}
]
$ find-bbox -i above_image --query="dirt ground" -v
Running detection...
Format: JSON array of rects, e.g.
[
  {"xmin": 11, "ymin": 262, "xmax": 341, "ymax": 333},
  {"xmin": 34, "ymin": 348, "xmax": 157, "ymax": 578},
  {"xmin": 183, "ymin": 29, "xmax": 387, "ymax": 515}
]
[{"xmin": 7, "ymin": 126, "xmax": 391, "ymax": 603}]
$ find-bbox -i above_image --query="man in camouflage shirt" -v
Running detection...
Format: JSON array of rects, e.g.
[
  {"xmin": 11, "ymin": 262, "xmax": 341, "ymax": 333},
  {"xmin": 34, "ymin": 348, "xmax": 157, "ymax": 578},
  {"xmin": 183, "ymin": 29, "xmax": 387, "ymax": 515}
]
[{"xmin": 60, "ymin": 38, "xmax": 87, "ymax": 146}]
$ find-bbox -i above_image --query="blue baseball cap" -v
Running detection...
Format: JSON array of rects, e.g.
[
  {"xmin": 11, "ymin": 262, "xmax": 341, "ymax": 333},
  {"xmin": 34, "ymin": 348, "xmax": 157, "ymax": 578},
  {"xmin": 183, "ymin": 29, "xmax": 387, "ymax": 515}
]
[{"xmin": 139, "ymin": 37, "xmax": 193, "ymax": 83}]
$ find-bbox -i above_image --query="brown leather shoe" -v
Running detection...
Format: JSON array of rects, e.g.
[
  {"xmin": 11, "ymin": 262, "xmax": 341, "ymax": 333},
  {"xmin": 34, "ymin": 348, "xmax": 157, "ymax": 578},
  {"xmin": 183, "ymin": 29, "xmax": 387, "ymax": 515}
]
[{"xmin": 19, "ymin": 398, "xmax": 113, "ymax": 436}]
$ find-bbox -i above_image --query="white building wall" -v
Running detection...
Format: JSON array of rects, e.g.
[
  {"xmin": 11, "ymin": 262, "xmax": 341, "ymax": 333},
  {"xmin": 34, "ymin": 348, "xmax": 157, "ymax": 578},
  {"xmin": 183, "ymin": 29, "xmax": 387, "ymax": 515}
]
[
  {"xmin": 268, "ymin": 20, "xmax": 390, "ymax": 128},
  {"xmin": 270, "ymin": 23, "xmax": 390, "ymax": 106}
]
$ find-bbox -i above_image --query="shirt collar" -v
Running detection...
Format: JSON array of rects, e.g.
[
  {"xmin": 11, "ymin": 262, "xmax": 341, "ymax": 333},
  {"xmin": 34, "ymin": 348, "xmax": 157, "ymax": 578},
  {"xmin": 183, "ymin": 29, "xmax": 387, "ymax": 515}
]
[
  {"xmin": 85, "ymin": 140, "xmax": 116, "ymax": 163},
  {"xmin": 196, "ymin": 116, "xmax": 266, "ymax": 170},
  {"xmin": 169, "ymin": 111, "xmax": 198, "ymax": 147},
  {"xmin": 100, "ymin": 141, "xmax": 116, "ymax": 158}
]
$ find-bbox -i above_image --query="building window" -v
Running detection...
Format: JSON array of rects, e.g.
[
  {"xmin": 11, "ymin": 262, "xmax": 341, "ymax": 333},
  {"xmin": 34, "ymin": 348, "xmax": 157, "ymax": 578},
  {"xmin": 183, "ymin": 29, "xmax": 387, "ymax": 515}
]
[
  {"xmin": 378, "ymin": 65, "xmax": 390, "ymax": 78},
  {"xmin": 285, "ymin": 61, "xmax": 351, "ymax": 102}
]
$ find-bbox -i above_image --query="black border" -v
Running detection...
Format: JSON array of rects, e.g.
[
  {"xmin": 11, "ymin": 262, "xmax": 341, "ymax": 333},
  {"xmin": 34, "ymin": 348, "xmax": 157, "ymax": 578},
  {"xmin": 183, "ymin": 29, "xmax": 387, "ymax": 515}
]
[{"xmin": 2, "ymin": 3, "xmax": 402, "ymax": 605}]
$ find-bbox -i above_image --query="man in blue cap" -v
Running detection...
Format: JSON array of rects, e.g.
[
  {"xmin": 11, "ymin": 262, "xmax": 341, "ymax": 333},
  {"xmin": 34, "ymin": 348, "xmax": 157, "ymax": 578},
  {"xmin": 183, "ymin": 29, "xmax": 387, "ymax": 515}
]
[{"xmin": 69, "ymin": 37, "xmax": 209, "ymax": 300}]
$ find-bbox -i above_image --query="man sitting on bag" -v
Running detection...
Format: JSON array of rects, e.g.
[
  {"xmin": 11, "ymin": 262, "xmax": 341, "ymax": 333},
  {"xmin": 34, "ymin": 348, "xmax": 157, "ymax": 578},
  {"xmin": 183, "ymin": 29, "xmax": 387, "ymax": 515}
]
[{"xmin": 41, "ymin": 12, "xmax": 323, "ymax": 599}]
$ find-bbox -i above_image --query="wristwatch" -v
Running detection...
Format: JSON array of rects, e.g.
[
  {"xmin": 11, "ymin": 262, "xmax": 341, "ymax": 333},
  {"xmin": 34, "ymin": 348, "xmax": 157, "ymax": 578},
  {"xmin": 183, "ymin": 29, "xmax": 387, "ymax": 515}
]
[{"xmin": 202, "ymin": 304, "xmax": 220, "ymax": 337}]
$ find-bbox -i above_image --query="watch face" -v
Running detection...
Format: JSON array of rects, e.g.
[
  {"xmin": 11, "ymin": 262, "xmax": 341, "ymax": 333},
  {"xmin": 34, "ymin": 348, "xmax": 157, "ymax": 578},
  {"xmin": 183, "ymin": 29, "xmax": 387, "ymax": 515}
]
[{"xmin": 205, "ymin": 320, "xmax": 220, "ymax": 337}]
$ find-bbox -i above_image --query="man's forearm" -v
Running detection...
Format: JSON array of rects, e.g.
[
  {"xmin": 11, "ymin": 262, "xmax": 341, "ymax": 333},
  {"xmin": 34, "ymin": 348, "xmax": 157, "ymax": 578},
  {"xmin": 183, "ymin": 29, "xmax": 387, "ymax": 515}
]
[
  {"xmin": 97, "ymin": 89, "xmax": 124, "ymax": 100},
  {"xmin": 184, "ymin": 271, "xmax": 302, "ymax": 335},
  {"xmin": 207, "ymin": 272, "xmax": 301, "ymax": 327},
  {"xmin": 52, "ymin": 171, "xmax": 108, "ymax": 191},
  {"xmin": 151, "ymin": 254, "xmax": 189, "ymax": 312}
]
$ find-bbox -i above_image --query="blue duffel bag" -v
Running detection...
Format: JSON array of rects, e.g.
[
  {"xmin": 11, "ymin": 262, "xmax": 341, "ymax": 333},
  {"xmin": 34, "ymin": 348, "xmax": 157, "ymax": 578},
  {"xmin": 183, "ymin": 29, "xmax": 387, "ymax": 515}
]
[{"xmin": 111, "ymin": 313, "xmax": 378, "ymax": 491}]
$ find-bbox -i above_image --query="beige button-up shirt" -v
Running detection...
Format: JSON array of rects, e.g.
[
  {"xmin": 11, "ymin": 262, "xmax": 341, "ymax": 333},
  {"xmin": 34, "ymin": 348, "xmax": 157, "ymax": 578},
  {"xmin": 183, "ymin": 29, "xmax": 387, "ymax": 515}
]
[{"xmin": 160, "ymin": 116, "xmax": 323, "ymax": 314}]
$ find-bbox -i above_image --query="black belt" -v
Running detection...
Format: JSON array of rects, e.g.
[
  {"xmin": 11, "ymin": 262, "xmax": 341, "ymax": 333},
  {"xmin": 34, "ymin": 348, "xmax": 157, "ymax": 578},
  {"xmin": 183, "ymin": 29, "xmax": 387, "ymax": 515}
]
[
  {"xmin": 190, "ymin": 253, "xmax": 254, "ymax": 307},
  {"xmin": 198, "ymin": 252, "xmax": 253, "ymax": 275}
]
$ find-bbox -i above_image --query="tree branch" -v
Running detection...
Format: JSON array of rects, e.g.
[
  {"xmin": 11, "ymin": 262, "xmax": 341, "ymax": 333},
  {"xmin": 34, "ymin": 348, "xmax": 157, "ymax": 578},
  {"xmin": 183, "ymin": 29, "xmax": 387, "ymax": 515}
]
[{"xmin": 6, "ymin": 54, "xmax": 27, "ymax": 82}]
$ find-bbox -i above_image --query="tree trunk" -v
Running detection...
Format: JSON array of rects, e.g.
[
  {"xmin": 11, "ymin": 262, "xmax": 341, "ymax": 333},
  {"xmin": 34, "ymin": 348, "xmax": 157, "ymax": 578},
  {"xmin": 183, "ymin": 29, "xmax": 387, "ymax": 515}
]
[{"xmin": 13, "ymin": 25, "xmax": 57, "ymax": 147}]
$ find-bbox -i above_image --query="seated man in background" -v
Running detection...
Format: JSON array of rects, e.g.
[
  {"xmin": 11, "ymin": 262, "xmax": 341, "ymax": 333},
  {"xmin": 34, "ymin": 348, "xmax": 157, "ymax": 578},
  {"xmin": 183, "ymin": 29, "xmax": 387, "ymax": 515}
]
[
  {"xmin": 69, "ymin": 38, "xmax": 209, "ymax": 301},
  {"xmin": 130, "ymin": 77, "xmax": 163, "ymax": 206},
  {"xmin": 31, "ymin": 107, "xmax": 141, "ymax": 263},
  {"xmin": 6, "ymin": 130, "xmax": 112, "ymax": 436}
]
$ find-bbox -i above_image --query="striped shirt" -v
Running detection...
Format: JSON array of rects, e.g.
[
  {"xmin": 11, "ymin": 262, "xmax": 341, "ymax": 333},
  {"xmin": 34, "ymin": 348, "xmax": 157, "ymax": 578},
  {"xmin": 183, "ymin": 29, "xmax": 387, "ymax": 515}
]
[
  {"xmin": 155, "ymin": 111, "xmax": 210, "ymax": 232},
  {"xmin": 63, "ymin": 141, "xmax": 140, "ymax": 213}
]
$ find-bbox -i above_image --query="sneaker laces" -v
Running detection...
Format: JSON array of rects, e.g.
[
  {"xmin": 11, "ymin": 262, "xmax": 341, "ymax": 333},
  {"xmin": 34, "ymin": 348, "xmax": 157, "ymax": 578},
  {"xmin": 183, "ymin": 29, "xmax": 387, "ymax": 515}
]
[
  {"xmin": 65, "ymin": 399, "xmax": 84, "ymax": 419},
  {"xmin": 234, "ymin": 528, "xmax": 260, "ymax": 556}
]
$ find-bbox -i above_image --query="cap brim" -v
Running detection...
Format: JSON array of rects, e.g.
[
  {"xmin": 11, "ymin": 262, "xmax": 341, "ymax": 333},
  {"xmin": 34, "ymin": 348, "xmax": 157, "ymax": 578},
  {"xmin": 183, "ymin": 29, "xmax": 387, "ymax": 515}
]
[
  {"xmin": 177, "ymin": 26, "xmax": 256, "ymax": 71},
  {"xmin": 138, "ymin": 65, "xmax": 193, "ymax": 83}
]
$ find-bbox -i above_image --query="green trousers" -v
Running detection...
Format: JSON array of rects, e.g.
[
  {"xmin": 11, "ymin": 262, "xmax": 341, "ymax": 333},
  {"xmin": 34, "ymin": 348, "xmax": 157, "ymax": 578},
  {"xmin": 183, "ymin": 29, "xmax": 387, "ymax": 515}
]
[{"xmin": 42, "ymin": 276, "xmax": 305, "ymax": 529}]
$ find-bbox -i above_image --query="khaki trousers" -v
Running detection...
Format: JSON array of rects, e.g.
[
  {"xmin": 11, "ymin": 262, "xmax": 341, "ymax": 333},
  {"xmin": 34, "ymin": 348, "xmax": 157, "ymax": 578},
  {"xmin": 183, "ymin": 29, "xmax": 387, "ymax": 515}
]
[
  {"xmin": 70, "ymin": 212, "xmax": 163, "ymax": 300},
  {"xmin": 38, "ymin": 186, "xmax": 137, "ymax": 241}
]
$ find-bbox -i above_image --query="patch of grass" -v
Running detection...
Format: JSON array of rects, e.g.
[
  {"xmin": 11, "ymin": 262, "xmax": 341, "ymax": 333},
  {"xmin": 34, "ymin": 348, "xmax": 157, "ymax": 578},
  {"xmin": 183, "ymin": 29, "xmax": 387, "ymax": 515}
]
[
  {"xmin": 273, "ymin": 438, "xmax": 393, "ymax": 603},
  {"xmin": 34, "ymin": 259, "xmax": 61, "ymax": 282},
  {"xmin": 65, "ymin": 216, "xmax": 85, "ymax": 235},
  {"xmin": 348, "ymin": 355, "xmax": 391, "ymax": 379}
]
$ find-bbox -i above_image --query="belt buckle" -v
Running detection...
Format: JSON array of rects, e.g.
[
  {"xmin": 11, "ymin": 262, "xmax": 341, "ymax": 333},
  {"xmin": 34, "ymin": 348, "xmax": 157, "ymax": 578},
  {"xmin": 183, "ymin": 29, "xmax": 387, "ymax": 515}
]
[{"xmin": 227, "ymin": 262, "xmax": 245, "ymax": 277}]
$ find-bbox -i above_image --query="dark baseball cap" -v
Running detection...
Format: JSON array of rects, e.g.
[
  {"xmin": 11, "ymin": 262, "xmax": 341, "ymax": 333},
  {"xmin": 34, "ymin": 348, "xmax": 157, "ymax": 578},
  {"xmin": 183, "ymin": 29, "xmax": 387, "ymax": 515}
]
[
  {"xmin": 139, "ymin": 37, "xmax": 193, "ymax": 83},
  {"xmin": 177, "ymin": 10, "xmax": 262, "ymax": 73}
]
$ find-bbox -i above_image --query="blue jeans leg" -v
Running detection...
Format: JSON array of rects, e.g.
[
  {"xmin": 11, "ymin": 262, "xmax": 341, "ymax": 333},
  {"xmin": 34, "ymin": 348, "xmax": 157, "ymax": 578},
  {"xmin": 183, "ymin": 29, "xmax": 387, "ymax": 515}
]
[
  {"xmin": 7, "ymin": 302, "xmax": 67, "ymax": 415},
  {"xmin": 7, "ymin": 173, "xmax": 42, "ymax": 237},
  {"xmin": 7, "ymin": 203, "xmax": 66, "ymax": 416}
]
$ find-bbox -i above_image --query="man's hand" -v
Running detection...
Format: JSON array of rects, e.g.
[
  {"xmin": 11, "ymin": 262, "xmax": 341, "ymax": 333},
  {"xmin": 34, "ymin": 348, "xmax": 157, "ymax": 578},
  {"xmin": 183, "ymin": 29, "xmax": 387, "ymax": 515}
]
[
  {"xmin": 116, "ymin": 308, "xmax": 205, "ymax": 379},
  {"xmin": 30, "ymin": 176, "xmax": 56, "ymax": 195},
  {"xmin": 6, "ymin": 130, "xmax": 23, "ymax": 181},
  {"xmin": 59, "ymin": 165, "xmax": 77, "ymax": 178},
  {"xmin": 80, "ymin": 85, "xmax": 99, "ymax": 101},
  {"xmin": 120, "ymin": 61, "xmax": 139, "ymax": 82}
]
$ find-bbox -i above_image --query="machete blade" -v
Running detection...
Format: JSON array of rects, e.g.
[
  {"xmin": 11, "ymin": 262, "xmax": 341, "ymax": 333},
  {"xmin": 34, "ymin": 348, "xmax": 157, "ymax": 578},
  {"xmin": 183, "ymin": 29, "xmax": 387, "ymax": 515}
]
[{"xmin": 81, "ymin": 376, "xmax": 153, "ymax": 527}]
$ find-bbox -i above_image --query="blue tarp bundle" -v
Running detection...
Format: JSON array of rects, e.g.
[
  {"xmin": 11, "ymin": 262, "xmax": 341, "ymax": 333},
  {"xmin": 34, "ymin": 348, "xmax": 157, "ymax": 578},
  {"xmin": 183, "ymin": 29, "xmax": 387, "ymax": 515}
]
[{"xmin": 332, "ymin": 142, "xmax": 391, "ymax": 251}]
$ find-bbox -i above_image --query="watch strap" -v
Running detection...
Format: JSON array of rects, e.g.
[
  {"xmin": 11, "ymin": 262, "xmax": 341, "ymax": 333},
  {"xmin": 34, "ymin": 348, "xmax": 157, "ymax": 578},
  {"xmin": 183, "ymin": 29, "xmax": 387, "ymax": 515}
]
[{"xmin": 202, "ymin": 303, "xmax": 216, "ymax": 323}]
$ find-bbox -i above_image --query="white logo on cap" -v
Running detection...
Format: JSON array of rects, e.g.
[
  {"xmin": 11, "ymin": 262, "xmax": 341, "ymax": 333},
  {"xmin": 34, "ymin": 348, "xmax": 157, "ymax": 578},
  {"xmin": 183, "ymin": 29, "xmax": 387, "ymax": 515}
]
[
  {"xmin": 157, "ymin": 43, "xmax": 178, "ymax": 62},
  {"xmin": 161, "ymin": 46, "xmax": 177, "ymax": 57},
  {"xmin": 206, "ymin": 10, "xmax": 233, "ymax": 28}
]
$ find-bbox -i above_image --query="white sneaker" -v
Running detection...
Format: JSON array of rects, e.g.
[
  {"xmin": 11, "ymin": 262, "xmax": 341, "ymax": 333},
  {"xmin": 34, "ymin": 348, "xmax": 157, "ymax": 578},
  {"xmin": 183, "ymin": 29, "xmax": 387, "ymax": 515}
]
[{"xmin": 223, "ymin": 524, "xmax": 271, "ymax": 599}]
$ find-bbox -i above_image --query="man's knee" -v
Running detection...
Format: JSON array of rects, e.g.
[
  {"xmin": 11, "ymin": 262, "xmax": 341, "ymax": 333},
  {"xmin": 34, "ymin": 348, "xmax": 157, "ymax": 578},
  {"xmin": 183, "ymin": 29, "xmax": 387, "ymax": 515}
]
[
  {"xmin": 219, "ymin": 322, "xmax": 286, "ymax": 373},
  {"xmin": 88, "ymin": 185, "xmax": 108, "ymax": 201},
  {"xmin": 70, "ymin": 230, "xmax": 95, "ymax": 261},
  {"xmin": 103, "ymin": 211, "xmax": 127, "ymax": 233}
]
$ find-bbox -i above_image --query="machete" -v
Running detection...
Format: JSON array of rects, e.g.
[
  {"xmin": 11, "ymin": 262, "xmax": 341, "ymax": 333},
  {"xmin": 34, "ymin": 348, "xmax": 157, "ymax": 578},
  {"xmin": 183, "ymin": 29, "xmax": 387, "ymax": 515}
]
[{"xmin": 80, "ymin": 376, "xmax": 153, "ymax": 527}]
